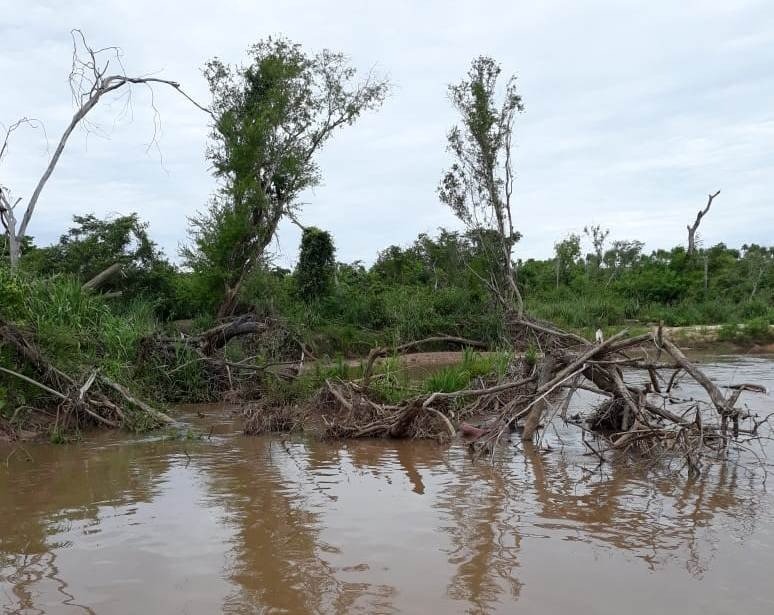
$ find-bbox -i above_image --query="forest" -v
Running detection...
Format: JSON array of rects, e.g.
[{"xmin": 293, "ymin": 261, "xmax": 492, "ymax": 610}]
[{"xmin": 1, "ymin": 32, "xmax": 771, "ymax": 451}]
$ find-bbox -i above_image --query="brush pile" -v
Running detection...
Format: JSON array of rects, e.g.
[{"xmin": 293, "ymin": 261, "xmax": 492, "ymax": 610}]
[
  {"xmin": 246, "ymin": 315, "xmax": 770, "ymax": 471},
  {"xmin": 0, "ymin": 318, "xmax": 173, "ymax": 437}
]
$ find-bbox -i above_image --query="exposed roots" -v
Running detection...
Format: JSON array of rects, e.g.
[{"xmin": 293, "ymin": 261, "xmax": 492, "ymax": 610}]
[{"xmin": 244, "ymin": 316, "xmax": 771, "ymax": 476}]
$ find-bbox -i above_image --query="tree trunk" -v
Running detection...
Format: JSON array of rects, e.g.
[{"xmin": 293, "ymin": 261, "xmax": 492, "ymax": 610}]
[
  {"xmin": 2, "ymin": 198, "xmax": 20, "ymax": 269},
  {"xmin": 686, "ymin": 190, "xmax": 720, "ymax": 256},
  {"xmin": 216, "ymin": 284, "xmax": 241, "ymax": 319},
  {"xmin": 521, "ymin": 354, "xmax": 557, "ymax": 441},
  {"xmin": 82, "ymin": 263, "xmax": 122, "ymax": 292}
]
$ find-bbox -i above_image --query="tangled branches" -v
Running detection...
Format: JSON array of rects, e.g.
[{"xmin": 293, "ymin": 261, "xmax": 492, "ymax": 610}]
[
  {"xmin": 0, "ymin": 318, "xmax": 173, "ymax": 436},
  {"xmin": 245, "ymin": 316, "xmax": 771, "ymax": 476}
]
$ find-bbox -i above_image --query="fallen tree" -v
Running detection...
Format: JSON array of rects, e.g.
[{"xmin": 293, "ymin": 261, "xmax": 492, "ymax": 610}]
[{"xmin": 245, "ymin": 315, "xmax": 770, "ymax": 475}]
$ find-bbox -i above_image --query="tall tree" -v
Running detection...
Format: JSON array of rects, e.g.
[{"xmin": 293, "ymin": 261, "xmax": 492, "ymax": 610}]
[
  {"xmin": 438, "ymin": 56, "xmax": 525, "ymax": 315},
  {"xmin": 183, "ymin": 37, "xmax": 389, "ymax": 317}
]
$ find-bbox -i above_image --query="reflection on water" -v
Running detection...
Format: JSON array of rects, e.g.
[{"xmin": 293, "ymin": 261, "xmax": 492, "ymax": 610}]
[{"xmin": 1, "ymin": 356, "xmax": 774, "ymax": 614}]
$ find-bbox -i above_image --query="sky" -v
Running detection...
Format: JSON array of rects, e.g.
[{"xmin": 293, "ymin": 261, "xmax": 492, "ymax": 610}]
[{"xmin": 1, "ymin": 0, "xmax": 772, "ymax": 267}]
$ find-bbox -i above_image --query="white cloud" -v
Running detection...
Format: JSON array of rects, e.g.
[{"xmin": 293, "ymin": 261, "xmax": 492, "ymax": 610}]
[{"xmin": 1, "ymin": 0, "xmax": 772, "ymax": 268}]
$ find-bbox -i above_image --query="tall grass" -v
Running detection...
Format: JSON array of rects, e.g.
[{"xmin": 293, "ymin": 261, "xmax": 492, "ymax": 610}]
[
  {"xmin": 0, "ymin": 270, "xmax": 210, "ymax": 424},
  {"xmin": 528, "ymin": 288, "xmax": 773, "ymax": 334}
]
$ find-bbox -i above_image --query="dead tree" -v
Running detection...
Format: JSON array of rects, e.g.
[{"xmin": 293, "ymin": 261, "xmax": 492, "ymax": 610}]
[
  {"xmin": 245, "ymin": 317, "xmax": 769, "ymax": 479},
  {"xmin": 686, "ymin": 190, "xmax": 721, "ymax": 256},
  {"xmin": 0, "ymin": 29, "xmax": 211, "ymax": 268}
]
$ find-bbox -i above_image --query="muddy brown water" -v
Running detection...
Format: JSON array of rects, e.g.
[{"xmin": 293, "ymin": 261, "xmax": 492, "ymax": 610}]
[{"xmin": 2, "ymin": 355, "xmax": 773, "ymax": 614}]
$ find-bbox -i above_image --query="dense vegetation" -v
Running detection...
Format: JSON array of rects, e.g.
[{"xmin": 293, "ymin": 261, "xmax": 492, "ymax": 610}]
[
  {"xmin": 7, "ymin": 213, "xmax": 774, "ymax": 350},
  {"xmin": 1, "ymin": 37, "xmax": 772, "ymax": 438},
  {"xmin": 3, "ymin": 215, "xmax": 771, "ymax": 433}
]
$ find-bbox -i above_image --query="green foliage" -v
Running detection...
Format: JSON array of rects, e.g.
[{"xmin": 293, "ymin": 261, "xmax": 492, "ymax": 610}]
[
  {"xmin": 0, "ymin": 270, "xmax": 208, "ymax": 419},
  {"xmin": 295, "ymin": 227, "xmax": 336, "ymax": 301},
  {"xmin": 423, "ymin": 365, "xmax": 472, "ymax": 393},
  {"xmin": 718, "ymin": 318, "xmax": 774, "ymax": 344},
  {"xmin": 525, "ymin": 343, "xmax": 538, "ymax": 367},
  {"xmin": 422, "ymin": 349, "xmax": 509, "ymax": 394},
  {"xmin": 553, "ymin": 233, "xmax": 582, "ymax": 287},
  {"xmin": 438, "ymin": 56, "xmax": 524, "ymax": 310},
  {"xmin": 183, "ymin": 37, "xmax": 388, "ymax": 313},
  {"xmin": 23, "ymin": 214, "xmax": 177, "ymax": 315}
]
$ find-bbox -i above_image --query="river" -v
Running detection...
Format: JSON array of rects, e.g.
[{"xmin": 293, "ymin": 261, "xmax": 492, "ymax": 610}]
[{"xmin": 1, "ymin": 354, "xmax": 773, "ymax": 614}]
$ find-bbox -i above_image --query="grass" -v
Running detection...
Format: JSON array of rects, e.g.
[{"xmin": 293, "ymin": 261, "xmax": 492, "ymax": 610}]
[
  {"xmin": 422, "ymin": 348, "xmax": 510, "ymax": 394},
  {"xmin": 0, "ymin": 270, "xmax": 206, "ymax": 428},
  {"xmin": 256, "ymin": 347, "xmax": 513, "ymax": 409}
]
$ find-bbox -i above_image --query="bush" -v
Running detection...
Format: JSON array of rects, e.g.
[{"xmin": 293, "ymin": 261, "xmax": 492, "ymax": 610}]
[{"xmin": 718, "ymin": 317, "xmax": 773, "ymax": 344}]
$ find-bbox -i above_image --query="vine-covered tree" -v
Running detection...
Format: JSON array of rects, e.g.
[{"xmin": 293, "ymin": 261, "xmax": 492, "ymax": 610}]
[
  {"xmin": 183, "ymin": 37, "xmax": 389, "ymax": 317},
  {"xmin": 295, "ymin": 227, "xmax": 336, "ymax": 302},
  {"xmin": 438, "ymin": 56, "xmax": 525, "ymax": 315}
]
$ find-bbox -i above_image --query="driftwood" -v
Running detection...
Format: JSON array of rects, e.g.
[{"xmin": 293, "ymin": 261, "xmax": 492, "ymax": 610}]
[
  {"xmin": 521, "ymin": 355, "xmax": 556, "ymax": 441},
  {"xmin": 245, "ymin": 317, "xmax": 769, "ymax": 476}
]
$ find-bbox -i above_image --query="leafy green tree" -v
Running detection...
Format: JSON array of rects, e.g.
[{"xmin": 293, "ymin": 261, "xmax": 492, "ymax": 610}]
[
  {"xmin": 372, "ymin": 244, "xmax": 428, "ymax": 286},
  {"xmin": 438, "ymin": 56, "xmax": 525, "ymax": 315},
  {"xmin": 741, "ymin": 244, "xmax": 773, "ymax": 300},
  {"xmin": 553, "ymin": 233, "xmax": 581, "ymax": 287},
  {"xmin": 295, "ymin": 227, "xmax": 336, "ymax": 301},
  {"xmin": 183, "ymin": 37, "xmax": 389, "ymax": 317},
  {"xmin": 603, "ymin": 240, "xmax": 644, "ymax": 272},
  {"xmin": 25, "ymin": 213, "xmax": 175, "ymax": 307}
]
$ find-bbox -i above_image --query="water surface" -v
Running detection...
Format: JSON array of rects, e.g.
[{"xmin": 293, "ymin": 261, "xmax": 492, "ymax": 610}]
[{"xmin": 2, "ymin": 355, "xmax": 773, "ymax": 614}]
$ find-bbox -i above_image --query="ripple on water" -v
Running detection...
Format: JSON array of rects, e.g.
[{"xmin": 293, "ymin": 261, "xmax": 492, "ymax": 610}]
[{"xmin": 2, "ymin": 356, "xmax": 774, "ymax": 614}]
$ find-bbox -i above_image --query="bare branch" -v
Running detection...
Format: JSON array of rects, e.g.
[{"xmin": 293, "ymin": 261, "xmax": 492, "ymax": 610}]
[
  {"xmin": 3, "ymin": 29, "xmax": 212, "ymax": 266},
  {"xmin": 686, "ymin": 190, "xmax": 721, "ymax": 255}
]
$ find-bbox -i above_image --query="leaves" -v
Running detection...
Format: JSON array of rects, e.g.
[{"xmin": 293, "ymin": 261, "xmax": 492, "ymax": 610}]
[
  {"xmin": 438, "ymin": 56, "xmax": 525, "ymax": 311},
  {"xmin": 295, "ymin": 227, "xmax": 336, "ymax": 302},
  {"xmin": 185, "ymin": 37, "xmax": 389, "ymax": 313}
]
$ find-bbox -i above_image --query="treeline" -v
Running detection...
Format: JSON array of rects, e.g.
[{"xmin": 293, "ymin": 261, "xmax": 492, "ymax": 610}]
[{"xmin": 7, "ymin": 211, "xmax": 773, "ymax": 353}]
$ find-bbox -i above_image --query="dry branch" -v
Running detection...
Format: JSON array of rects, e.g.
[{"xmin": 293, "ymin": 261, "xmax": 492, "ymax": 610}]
[
  {"xmin": 241, "ymin": 314, "xmax": 769, "ymax": 478},
  {"xmin": 687, "ymin": 190, "xmax": 720, "ymax": 255},
  {"xmin": 521, "ymin": 355, "xmax": 557, "ymax": 440},
  {"xmin": 660, "ymin": 337, "xmax": 733, "ymax": 417},
  {"xmin": 2, "ymin": 30, "xmax": 211, "ymax": 267}
]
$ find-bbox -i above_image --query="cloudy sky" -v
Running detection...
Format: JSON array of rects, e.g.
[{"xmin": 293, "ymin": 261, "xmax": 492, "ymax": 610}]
[{"xmin": 1, "ymin": 0, "xmax": 772, "ymax": 267}]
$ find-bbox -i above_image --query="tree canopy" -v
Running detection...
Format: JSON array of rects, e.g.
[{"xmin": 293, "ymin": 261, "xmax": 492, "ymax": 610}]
[{"xmin": 183, "ymin": 37, "xmax": 389, "ymax": 317}]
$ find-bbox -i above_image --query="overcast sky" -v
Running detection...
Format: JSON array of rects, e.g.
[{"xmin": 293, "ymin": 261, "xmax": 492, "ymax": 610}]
[{"xmin": 1, "ymin": 0, "xmax": 772, "ymax": 267}]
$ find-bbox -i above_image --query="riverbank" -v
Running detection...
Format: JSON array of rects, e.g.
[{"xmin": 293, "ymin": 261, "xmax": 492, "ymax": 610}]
[
  {"xmin": 309, "ymin": 323, "xmax": 774, "ymax": 376},
  {"xmin": 662, "ymin": 323, "xmax": 774, "ymax": 352}
]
